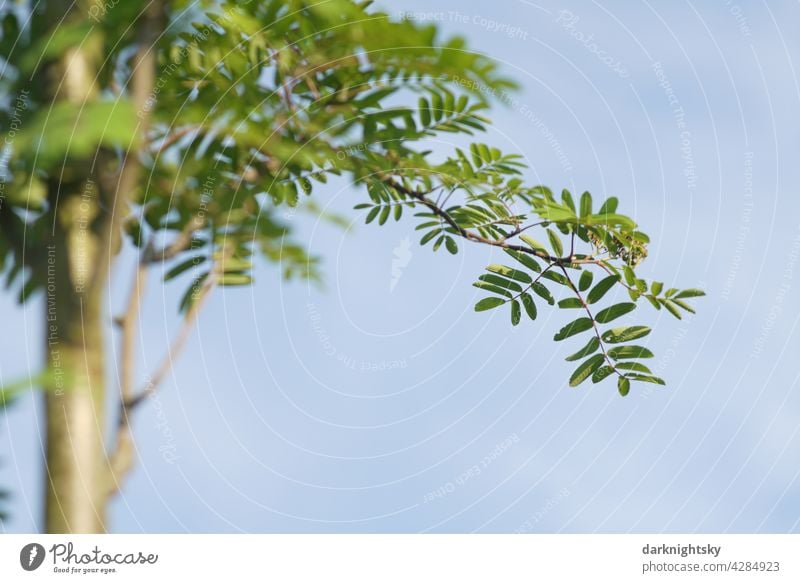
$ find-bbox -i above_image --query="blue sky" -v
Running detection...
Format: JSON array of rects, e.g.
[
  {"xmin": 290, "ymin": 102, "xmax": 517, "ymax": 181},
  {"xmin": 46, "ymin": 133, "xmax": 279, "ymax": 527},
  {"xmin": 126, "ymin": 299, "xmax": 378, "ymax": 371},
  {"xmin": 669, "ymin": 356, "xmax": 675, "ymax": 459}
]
[{"xmin": 2, "ymin": 0, "xmax": 800, "ymax": 533}]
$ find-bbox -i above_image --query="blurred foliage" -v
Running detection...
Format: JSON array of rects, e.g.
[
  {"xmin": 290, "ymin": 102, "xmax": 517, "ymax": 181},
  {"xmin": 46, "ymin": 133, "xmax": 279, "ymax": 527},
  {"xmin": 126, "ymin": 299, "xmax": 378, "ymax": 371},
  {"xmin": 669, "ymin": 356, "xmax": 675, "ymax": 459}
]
[{"xmin": 0, "ymin": 0, "xmax": 702, "ymax": 401}]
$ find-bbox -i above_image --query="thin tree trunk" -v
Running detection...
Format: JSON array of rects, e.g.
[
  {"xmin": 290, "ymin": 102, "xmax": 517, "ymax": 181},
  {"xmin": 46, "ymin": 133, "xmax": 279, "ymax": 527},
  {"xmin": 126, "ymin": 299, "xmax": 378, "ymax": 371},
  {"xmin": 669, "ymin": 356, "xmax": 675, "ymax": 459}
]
[{"xmin": 44, "ymin": 185, "xmax": 109, "ymax": 532}]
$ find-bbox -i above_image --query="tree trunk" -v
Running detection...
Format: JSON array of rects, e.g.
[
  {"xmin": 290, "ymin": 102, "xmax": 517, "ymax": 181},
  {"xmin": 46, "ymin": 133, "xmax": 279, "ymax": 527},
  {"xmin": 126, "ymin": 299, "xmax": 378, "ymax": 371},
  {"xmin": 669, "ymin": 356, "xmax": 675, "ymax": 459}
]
[{"xmin": 44, "ymin": 180, "xmax": 109, "ymax": 533}]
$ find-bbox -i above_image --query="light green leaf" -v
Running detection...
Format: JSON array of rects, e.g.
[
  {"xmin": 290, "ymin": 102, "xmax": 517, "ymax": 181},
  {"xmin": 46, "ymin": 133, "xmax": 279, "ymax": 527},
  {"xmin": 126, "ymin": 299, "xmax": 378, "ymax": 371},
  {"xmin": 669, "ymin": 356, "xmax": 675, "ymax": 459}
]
[
  {"xmin": 487, "ymin": 264, "xmax": 532, "ymax": 284},
  {"xmin": 546, "ymin": 229, "xmax": 563, "ymax": 256},
  {"xmin": 618, "ymin": 376, "xmax": 631, "ymax": 396},
  {"xmin": 608, "ymin": 345, "xmax": 654, "ymax": 360}
]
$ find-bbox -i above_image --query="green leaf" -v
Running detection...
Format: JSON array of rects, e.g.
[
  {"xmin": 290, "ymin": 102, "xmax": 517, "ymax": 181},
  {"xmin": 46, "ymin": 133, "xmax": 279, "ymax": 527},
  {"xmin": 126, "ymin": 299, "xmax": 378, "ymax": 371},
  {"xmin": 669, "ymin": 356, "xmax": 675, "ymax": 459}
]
[
  {"xmin": 622, "ymin": 266, "xmax": 636, "ymax": 286},
  {"xmin": 671, "ymin": 298, "xmax": 695, "ymax": 314},
  {"xmin": 615, "ymin": 362, "xmax": 653, "ymax": 374},
  {"xmin": 479, "ymin": 274, "xmax": 523, "ymax": 292},
  {"xmin": 663, "ymin": 300, "xmax": 683, "ymax": 319},
  {"xmin": 475, "ymin": 297, "xmax": 505, "ymax": 312},
  {"xmin": 486, "ymin": 264, "xmax": 532, "ymax": 284},
  {"xmin": 546, "ymin": 229, "xmax": 563, "ymax": 256},
  {"xmin": 598, "ymin": 197, "xmax": 618, "ymax": 214},
  {"xmin": 587, "ymin": 275, "xmax": 619, "ymax": 304},
  {"xmin": 561, "ymin": 188, "xmax": 576, "ymax": 212},
  {"xmin": 601, "ymin": 325, "xmax": 651, "ymax": 343},
  {"xmin": 586, "ymin": 213, "xmax": 636, "ymax": 231},
  {"xmin": 594, "ymin": 302, "xmax": 636, "ymax": 323},
  {"xmin": 608, "ymin": 345, "xmax": 654, "ymax": 360},
  {"xmin": 219, "ymin": 273, "xmax": 253, "ymax": 286},
  {"xmin": 365, "ymin": 206, "xmax": 380, "ymax": 224},
  {"xmin": 618, "ymin": 377, "xmax": 631, "ymax": 396},
  {"xmin": 593, "ymin": 366, "xmax": 614, "ymax": 384},
  {"xmin": 503, "ymin": 249, "xmax": 541, "ymax": 272},
  {"xmin": 511, "ymin": 300, "xmax": 521, "ymax": 326},
  {"xmin": 650, "ymin": 281, "xmax": 664, "ymax": 296},
  {"xmin": 378, "ymin": 205, "xmax": 391, "ymax": 225},
  {"xmin": 674, "ymin": 289, "xmax": 705, "ymax": 299},
  {"xmin": 565, "ymin": 336, "xmax": 600, "ymax": 361},
  {"xmin": 579, "ymin": 191, "xmax": 592, "ymax": 217},
  {"xmin": 569, "ymin": 354, "xmax": 606, "ymax": 387},
  {"xmin": 558, "ymin": 297, "xmax": 583, "ymax": 309},
  {"xmin": 520, "ymin": 235, "xmax": 549, "ymax": 254},
  {"xmin": 578, "ymin": 270, "xmax": 593, "ymax": 291},
  {"xmin": 445, "ymin": 237, "xmax": 458, "ymax": 255},
  {"xmin": 521, "ymin": 293, "xmax": 537, "ymax": 320},
  {"xmin": 628, "ymin": 374, "xmax": 665, "ymax": 385},
  {"xmin": 473, "ymin": 281, "xmax": 512, "ymax": 298},
  {"xmin": 531, "ymin": 282, "xmax": 554, "ymax": 305},
  {"xmin": 554, "ymin": 317, "xmax": 594, "ymax": 341}
]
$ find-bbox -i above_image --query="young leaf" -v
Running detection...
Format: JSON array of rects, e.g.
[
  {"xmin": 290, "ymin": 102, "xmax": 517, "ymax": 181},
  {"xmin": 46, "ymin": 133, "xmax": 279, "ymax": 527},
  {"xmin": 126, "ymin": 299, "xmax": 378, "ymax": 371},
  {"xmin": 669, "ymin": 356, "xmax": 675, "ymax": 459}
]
[
  {"xmin": 579, "ymin": 191, "xmax": 592, "ymax": 217},
  {"xmin": 569, "ymin": 354, "xmax": 605, "ymax": 387},
  {"xmin": 594, "ymin": 302, "xmax": 636, "ymax": 323},
  {"xmin": 554, "ymin": 317, "xmax": 594, "ymax": 341},
  {"xmin": 627, "ymin": 374, "xmax": 665, "ymax": 385},
  {"xmin": 674, "ymin": 289, "xmax": 705, "ymax": 299}
]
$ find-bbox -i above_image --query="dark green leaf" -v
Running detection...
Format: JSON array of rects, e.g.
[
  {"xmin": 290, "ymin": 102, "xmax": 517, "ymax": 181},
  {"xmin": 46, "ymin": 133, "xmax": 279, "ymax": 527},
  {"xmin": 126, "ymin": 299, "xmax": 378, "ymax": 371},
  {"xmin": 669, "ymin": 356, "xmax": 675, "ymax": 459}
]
[
  {"xmin": 587, "ymin": 275, "xmax": 619, "ymax": 304},
  {"xmin": 532, "ymin": 282, "xmax": 554, "ymax": 305},
  {"xmin": 569, "ymin": 354, "xmax": 605, "ymax": 387},
  {"xmin": 475, "ymin": 297, "xmax": 506, "ymax": 312},
  {"xmin": 594, "ymin": 302, "xmax": 636, "ymax": 323},
  {"xmin": 520, "ymin": 293, "xmax": 537, "ymax": 320},
  {"xmin": 503, "ymin": 249, "xmax": 541, "ymax": 272},
  {"xmin": 592, "ymin": 366, "xmax": 614, "ymax": 384},
  {"xmin": 511, "ymin": 300, "xmax": 521, "ymax": 326},
  {"xmin": 558, "ymin": 297, "xmax": 583, "ymax": 309},
  {"xmin": 578, "ymin": 270, "xmax": 593, "ymax": 291},
  {"xmin": 565, "ymin": 336, "xmax": 600, "ymax": 361},
  {"xmin": 554, "ymin": 317, "xmax": 594, "ymax": 341}
]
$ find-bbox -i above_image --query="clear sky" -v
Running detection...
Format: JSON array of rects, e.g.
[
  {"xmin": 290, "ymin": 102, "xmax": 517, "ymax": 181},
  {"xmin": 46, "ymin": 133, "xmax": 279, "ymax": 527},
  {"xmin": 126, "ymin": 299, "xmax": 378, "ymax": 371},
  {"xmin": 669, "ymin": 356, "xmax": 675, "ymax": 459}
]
[{"xmin": 2, "ymin": 0, "xmax": 799, "ymax": 533}]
